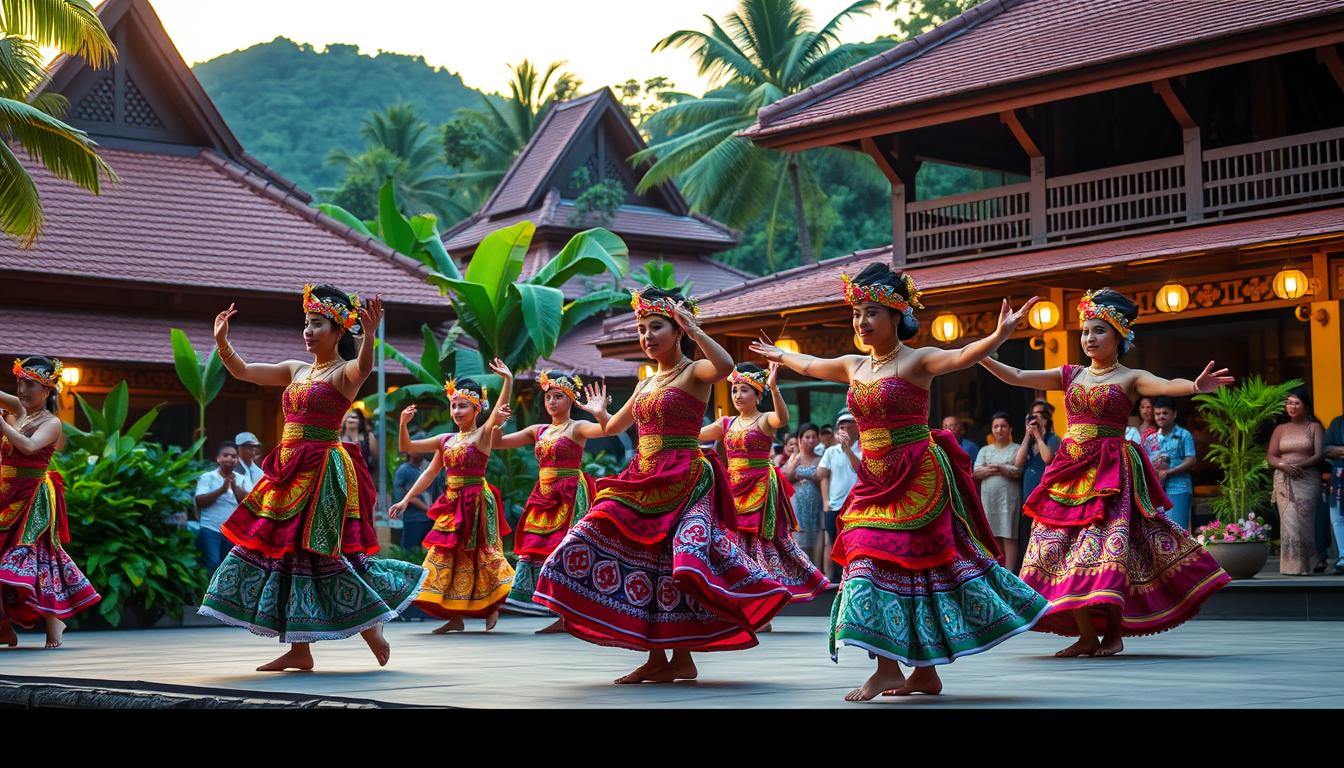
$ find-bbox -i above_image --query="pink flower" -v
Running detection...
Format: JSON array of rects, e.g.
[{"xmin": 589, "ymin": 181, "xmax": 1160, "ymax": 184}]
[{"xmin": 1223, "ymin": 534, "xmax": 1235, "ymax": 543}]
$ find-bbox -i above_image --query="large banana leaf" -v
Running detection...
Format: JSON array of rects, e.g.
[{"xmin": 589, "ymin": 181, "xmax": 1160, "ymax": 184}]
[
  {"xmin": 168, "ymin": 328, "xmax": 203, "ymax": 401},
  {"xmin": 375, "ymin": 337, "xmax": 438, "ymax": 385},
  {"xmin": 513, "ymin": 283, "xmax": 565, "ymax": 358},
  {"xmin": 465, "ymin": 221, "xmax": 533, "ymax": 310},
  {"xmin": 418, "ymin": 324, "xmax": 445, "ymax": 383},
  {"xmin": 202, "ymin": 349, "xmax": 226, "ymax": 404},
  {"xmin": 102, "ymin": 381, "xmax": 129, "ymax": 432},
  {"xmin": 377, "ymin": 179, "xmax": 417, "ymax": 255},
  {"xmin": 425, "ymin": 275, "xmax": 499, "ymax": 349},
  {"xmin": 529, "ymin": 228, "xmax": 629, "ymax": 288},
  {"xmin": 317, "ymin": 203, "xmax": 375, "ymax": 239},
  {"xmin": 559, "ymin": 289, "xmax": 629, "ymax": 336}
]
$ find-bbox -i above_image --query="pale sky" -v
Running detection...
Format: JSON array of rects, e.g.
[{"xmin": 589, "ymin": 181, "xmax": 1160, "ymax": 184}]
[{"xmin": 140, "ymin": 0, "xmax": 899, "ymax": 96}]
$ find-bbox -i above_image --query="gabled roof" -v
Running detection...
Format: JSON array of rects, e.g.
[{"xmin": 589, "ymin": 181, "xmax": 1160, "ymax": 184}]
[
  {"xmin": 43, "ymin": 0, "xmax": 304, "ymax": 197},
  {"xmin": 444, "ymin": 88, "xmax": 739, "ymax": 254},
  {"xmin": 748, "ymin": 0, "xmax": 1344, "ymax": 145}
]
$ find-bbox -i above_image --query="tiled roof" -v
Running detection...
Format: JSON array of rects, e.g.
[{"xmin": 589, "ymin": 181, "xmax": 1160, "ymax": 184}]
[
  {"xmin": 481, "ymin": 93, "xmax": 604, "ymax": 216},
  {"xmin": 750, "ymin": 0, "xmax": 1344, "ymax": 141},
  {"xmin": 0, "ymin": 306, "xmax": 421, "ymax": 374},
  {"xmin": 0, "ymin": 148, "xmax": 444, "ymax": 306},
  {"xmin": 637, "ymin": 206, "xmax": 1344, "ymax": 324},
  {"xmin": 536, "ymin": 319, "xmax": 640, "ymax": 379}
]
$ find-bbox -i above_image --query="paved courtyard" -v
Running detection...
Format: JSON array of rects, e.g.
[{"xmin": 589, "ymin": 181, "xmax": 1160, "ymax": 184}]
[{"xmin": 2, "ymin": 616, "xmax": 1341, "ymax": 708}]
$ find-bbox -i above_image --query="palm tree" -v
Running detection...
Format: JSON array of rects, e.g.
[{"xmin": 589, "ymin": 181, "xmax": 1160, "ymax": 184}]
[
  {"xmin": 323, "ymin": 103, "xmax": 461, "ymax": 222},
  {"xmin": 632, "ymin": 0, "xmax": 892, "ymax": 264},
  {"xmin": 443, "ymin": 59, "xmax": 580, "ymax": 210},
  {"xmin": 1, "ymin": 0, "xmax": 118, "ymax": 246}
]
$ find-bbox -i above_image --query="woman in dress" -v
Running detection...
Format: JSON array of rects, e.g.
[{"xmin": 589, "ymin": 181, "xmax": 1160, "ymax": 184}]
[
  {"xmin": 979, "ymin": 288, "xmax": 1233, "ymax": 656},
  {"xmin": 1268, "ymin": 387, "xmax": 1324, "ymax": 576},
  {"xmin": 782, "ymin": 422, "xmax": 826, "ymax": 570},
  {"xmin": 0, "ymin": 357, "xmax": 100, "ymax": 648},
  {"xmin": 752, "ymin": 263, "xmax": 1049, "ymax": 701},
  {"xmin": 200, "ymin": 285, "xmax": 426, "ymax": 671},
  {"xmin": 698, "ymin": 363, "xmax": 828, "ymax": 604},
  {"xmin": 341, "ymin": 408, "xmax": 378, "ymax": 475},
  {"xmin": 491, "ymin": 371, "xmax": 610, "ymax": 632},
  {"xmin": 533, "ymin": 286, "xmax": 791, "ymax": 684},
  {"xmin": 973, "ymin": 412, "xmax": 1023, "ymax": 571},
  {"xmin": 391, "ymin": 364, "xmax": 516, "ymax": 632}
]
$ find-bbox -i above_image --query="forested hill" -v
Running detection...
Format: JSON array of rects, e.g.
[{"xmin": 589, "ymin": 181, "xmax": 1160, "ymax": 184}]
[{"xmin": 193, "ymin": 37, "xmax": 488, "ymax": 192}]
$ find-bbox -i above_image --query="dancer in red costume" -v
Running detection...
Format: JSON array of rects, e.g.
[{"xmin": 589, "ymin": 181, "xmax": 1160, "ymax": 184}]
[
  {"xmin": 392, "ymin": 361, "xmax": 515, "ymax": 633},
  {"xmin": 979, "ymin": 288, "xmax": 1233, "ymax": 657},
  {"xmin": 752, "ymin": 263, "xmax": 1048, "ymax": 701},
  {"xmin": 0, "ymin": 357, "xmax": 100, "ymax": 649},
  {"xmin": 533, "ymin": 286, "xmax": 790, "ymax": 684},
  {"xmin": 698, "ymin": 362, "xmax": 829, "ymax": 616},
  {"xmin": 199, "ymin": 286, "xmax": 426, "ymax": 672},
  {"xmin": 493, "ymin": 371, "xmax": 610, "ymax": 633}
]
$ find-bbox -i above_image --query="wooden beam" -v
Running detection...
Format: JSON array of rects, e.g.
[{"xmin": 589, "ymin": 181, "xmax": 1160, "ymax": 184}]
[
  {"xmin": 860, "ymin": 137, "xmax": 900, "ymax": 185},
  {"xmin": 999, "ymin": 110, "xmax": 1042, "ymax": 157},
  {"xmin": 1153, "ymin": 79, "xmax": 1197, "ymax": 129},
  {"xmin": 1318, "ymin": 45, "xmax": 1344, "ymax": 91},
  {"xmin": 752, "ymin": 26, "xmax": 1344, "ymax": 152}
]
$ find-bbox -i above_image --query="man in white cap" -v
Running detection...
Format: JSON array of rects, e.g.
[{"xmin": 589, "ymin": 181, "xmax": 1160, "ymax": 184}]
[{"xmin": 234, "ymin": 431, "xmax": 264, "ymax": 486}]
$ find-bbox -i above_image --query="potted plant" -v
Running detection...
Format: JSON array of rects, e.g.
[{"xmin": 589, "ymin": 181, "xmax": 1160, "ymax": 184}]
[{"xmin": 1193, "ymin": 375, "xmax": 1303, "ymax": 578}]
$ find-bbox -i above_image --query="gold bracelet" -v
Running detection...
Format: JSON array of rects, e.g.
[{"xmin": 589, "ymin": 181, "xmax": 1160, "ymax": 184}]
[{"xmin": 219, "ymin": 344, "xmax": 236, "ymax": 360}]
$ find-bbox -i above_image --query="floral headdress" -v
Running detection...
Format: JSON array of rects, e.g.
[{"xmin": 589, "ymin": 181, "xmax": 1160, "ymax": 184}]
[
  {"xmin": 12, "ymin": 358, "xmax": 63, "ymax": 393},
  {"xmin": 1077, "ymin": 290, "xmax": 1136, "ymax": 352},
  {"xmin": 303, "ymin": 284, "xmax": 363, "ymax": 334},
  {"xmin": 538, "ymin": 369, "xmax": 582, "ymax": 401},
  {"xmin": 840, "ymin": 273, "xmax": 924, "ymax": 317},
  {"xmin": 630, "ymin": 289, "xmax": 698, "ymax": 321},
  {"xmin": 729, "ymin": 368, "xmax": 767, "ymax": 395},
  {"xmin": 444, "ymin": 378, "xmax": 486, "ymax": 409}
]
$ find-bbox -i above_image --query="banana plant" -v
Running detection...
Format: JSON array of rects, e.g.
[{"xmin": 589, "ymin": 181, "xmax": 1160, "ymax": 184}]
[
  {"xmin": 641, "ymin": 257, "xmax": 692, "ymax": 295},
  {"xmin": 319, "ymin": 179, "xmax": 460, "ymax": 280},
  {"xmin": 169, "ymin": 328, "xmax": 226, "ymax": 458},
  {"xmin": 62, "ymin": 380, "xmax": 169, "ymax": 459}
]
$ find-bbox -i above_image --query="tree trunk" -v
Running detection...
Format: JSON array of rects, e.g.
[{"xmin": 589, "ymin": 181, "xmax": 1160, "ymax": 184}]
[{"xmin": 787, "ymin": 155, "xmax": 815, "ymax": 264}]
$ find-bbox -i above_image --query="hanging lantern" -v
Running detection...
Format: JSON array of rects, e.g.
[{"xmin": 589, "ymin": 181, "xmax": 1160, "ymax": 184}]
[
  {"xmin": 931, "ymin": 313, "xmax": 962, "ymax": 343},
  {"xmin": 638, "ymin": 363, "xmax": 655, "ymax": 380},
  {"xmin": 1272, "ymin": 267, "xmax": 1309, "ymax": 300},
  {"xmin": 1154, "ymin": 283, "xmax": 1190, "ymax": 313},
  {"xmin": 776, "ymin": 337, "xmax": 801, "ymax": 355},
  {"xmin": 59, "ymin": 366, "xmax": 82, "ymax": 389},
  {"xmin": 1027, "ymin": 300, "xmax": 1060, "ymax": 331}
]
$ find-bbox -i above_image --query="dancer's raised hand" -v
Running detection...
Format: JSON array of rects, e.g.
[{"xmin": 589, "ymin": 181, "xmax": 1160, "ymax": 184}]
[
  {"xmin": 399, "ymin": 405, "xmax": 417, "ymax": 426},
  {"xmin": 488, "ymin": 357, "xmax": 513, "ymax": 381},
  {"xmin": 358, "ymin": 295, "xmax": 384, "ymax": 335},
  {"xmin": 1193, "ymin": 361, "xmax": 1234, "ymax": 393},
  {"xmin": 579, "ymin": 382, "xmax": 609, "ymax": 416},
  {"xmin": 995, "ymin": 296, "xmax": 1040, "ymax": 338},
  {"xmin": 214, "ymin": 304, "xmax": 237, "ymax": 343}
]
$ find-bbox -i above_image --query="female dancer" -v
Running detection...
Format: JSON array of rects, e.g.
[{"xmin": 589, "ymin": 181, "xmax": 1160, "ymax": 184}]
[
  {"xmin": 491, "ymin": 371, "xmax": 609, "ymax": 632},
  {"xmin": 391, "ymin": 363, "xmax": 516, "ymax": 632},
  {"xmin": 698, "ymin": 363, "xmax": 828, "ymax": 604},
  {"xmin": 979, "ymin": 288, "xmax": 1233, "ymax": 656},
  {"xmin": 200, "ymin": 285, "xmax": 426, "ymax": 671},
  {"xmin": 533, "ymin": 287, "xmax": 791, "ymax": 684},
  {"xmin": 0, "ymin": 357, "xmax": 100, "ymax": 648},
  {"xmin": 751, "ymin": 263, "xmax": 1049, "ymax": 701}
]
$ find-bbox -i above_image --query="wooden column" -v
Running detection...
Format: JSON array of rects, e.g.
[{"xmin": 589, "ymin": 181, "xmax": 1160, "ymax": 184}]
[
  {"xmin": 1311, "ymin": 252, "xmax": 1343, "ymax": 424},
  {"xmin": 1040, "ymin": 287, "xmax": 1078, "ymax": 436},
  {"xmin": 1000, "ymin": 110, "xmax": 1046, "ymax": 244},
  {"xmin": 1154, "ymin": 79, "xmax": 1203, "ymax": 222},
  {"xmin": 1318, "ymin": 45, "xmax": 1344, "ymax": 92},
  {"xmin": 861, "ymin": 136, "xmax": 909, "ymax": 267}
]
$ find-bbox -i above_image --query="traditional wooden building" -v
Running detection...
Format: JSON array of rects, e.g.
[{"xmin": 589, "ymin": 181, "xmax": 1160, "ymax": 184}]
[
  {"xmin": 600, "ymin": 0, "xmax": 1344, "ymax": 449},
  {"xmin": 442, "ymin": 88, "xmax": 748, "ymax": 379},
  {"xmin": 0, "ymin": 0, "xmax": 448, "ymax": 450}
]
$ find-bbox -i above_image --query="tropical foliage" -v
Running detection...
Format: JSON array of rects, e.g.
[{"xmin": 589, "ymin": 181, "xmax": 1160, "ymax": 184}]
[
  {"xmin": 0, "ymin": 0, "xmax": 118, "ymax": 245},
  {"xmin": 57, "ymin": 382, "xmax": 208, "ymax": 627},
  {"xmin": 887, "ymin": 0, "xmax": 986, "ymax": 39},
  {"xmin": 1194, "ymin": 376, "xmax": 1305, "ymax": 523},
  {"xmin": 169, "ymin": 328, "xmax": 226, "ymax": 459}
]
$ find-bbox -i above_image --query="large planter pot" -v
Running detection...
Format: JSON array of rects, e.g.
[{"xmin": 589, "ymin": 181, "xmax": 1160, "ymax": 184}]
[{"xmin": 1206, "ymin": 540, "xmax": 1269, "ymax": 579}]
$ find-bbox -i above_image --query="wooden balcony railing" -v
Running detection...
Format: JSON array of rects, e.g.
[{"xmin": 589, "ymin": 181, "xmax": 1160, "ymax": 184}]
[{"xmin": 897, "ymin": 126, "xmax": 1344, "ymax": 263}]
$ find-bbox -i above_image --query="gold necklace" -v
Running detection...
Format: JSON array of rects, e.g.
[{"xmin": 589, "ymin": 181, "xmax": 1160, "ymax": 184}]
[
  {"xmin": 652, "ymin": 358, "xmax": 691, "ymax": 389},
  {"xmin": 545, "ymin": 420, "xmax": 571, "ymax": 439},
  {"xmin": 17, "ymin": 411, "xmax": 47, "ymax": 431},
  {"xmin": 1088, "ymin": 361, "xmax": 1120, "ymax": 380},
  {"xmin": 306, "ymin": 358, "xmax": 342, "ymax": 381},
  {"xmin": 869, "ymin": 344, "xmax": 901, "ymax": 373}
]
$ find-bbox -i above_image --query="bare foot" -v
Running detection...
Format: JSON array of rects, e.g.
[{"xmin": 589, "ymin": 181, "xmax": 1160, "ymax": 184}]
[
  {"xmin": 536, "ymin": 618, "xmax": 566, "ymax": 634},
  {"xmin": 1096, "ymin": 635, "xmax": 1124, "ymax": 656},
  {"xmin": 845, "ymin": 668, "xmax": 906, "ymax": 702},
  {"xmin": 432, "ymin": 617, "xmax": 465, "ymax": 634},
  {"xmin": 660, "ymin": 652, "xmax": 697, "ymax": 682},
  {"xmin": 44, "ymin": 618, "xmax": 66, "ymax": 649},
  {"xmin": 884, "ymin": 666, "xmax": 942, "ymax": 696},
  {"xmin": 614, "ymin": 659, "xmax": 670, "ymax": 684},
  {"xmin": 0, "ymin": 620, "xmax": 17, "ymax": 648},
  {"xmin": 360, "ymin": 624, "xmax": 391, "ymax": 666},
  {"xmin": 485, "ymin": 610, "xmax": 499, "ymax": 631},
  {"xmin": 1054, "ymin": 638, "xmax": 1102, "ymax": 657},
  {"xmin": 256, "ymin": 646, "xmax": 314, "ymax": 672},
  {"xmin": 758, "ymin": 622, "xmax": 773, "ymax": 633}
]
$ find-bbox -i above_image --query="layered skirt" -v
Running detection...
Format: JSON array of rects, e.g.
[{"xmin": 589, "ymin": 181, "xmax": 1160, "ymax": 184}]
[
  {"xmin": 412, "ymin": 475, "xmax": 514, "ymax": 618},
  {"xmin": 0, "ymin": 471, "xmax": 100, "ymax": 626},
  {"xmin": 728, "ymin": 458, "xmax": 828, "ymax": 601},
  {"xmin": 506, "ymin": 469, "xmax": 596, "ymax": 615}
]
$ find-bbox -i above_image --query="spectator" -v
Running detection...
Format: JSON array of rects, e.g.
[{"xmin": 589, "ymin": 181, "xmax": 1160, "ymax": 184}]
[
  {"xmin": 233, "ymin": 431, "xmax": 264, "ymax": 486},
  {"xmin": 193, "ymin": 441, "xmax": 252, "ymax": 573},
  {"xmin": 1268, "ymin": 388, "xmax": 1324, "ymax": 576},
  {"xmin": 1127, "ymin": 396, "xmax": 1157, "ymax": 444},
  {"xmin": 818, "ymin": 410, "xmax": 862, "ymax": 582},
  {"xmin": 974, "ymin": 412, "xmax": 1023, "ymax": 570},
  {"xmin": 1016, "ymin": 399, "xmax": 1060, "ymax": 557},
  {"xmin": 1141, "ymin": 397, "xmax": 1197, "ymax": 531},
  {"xmin": 342, "ymin": 408, "xmax": 379, "ymax": 475},
  {"xmin": 1322, "ymin": 410, "xmax": 1344, "ymax": 574},
  {"xmin": 394, "ymin": 447, "xmax": 434, "ymax": 552},
  {"xmin": 816, "ymin": 424, "xmax": 835, "ymax": 456},
  {"xmin": 782, "ymin": 422, "xmax": 825, "ymax": 568},
  {"xmin": 775, "ymin": 433, "xmax": 798, "ymax": 469},
  {"xmin": 942, "ymin": 415, "xmax": 980, "ymax": 464}
]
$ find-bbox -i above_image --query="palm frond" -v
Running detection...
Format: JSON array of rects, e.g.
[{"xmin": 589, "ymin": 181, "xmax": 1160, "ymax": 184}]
[
  {"xmin": 0, "ymin": 137, "xmax": 41, "ymax": 244},
  {"xmin": 0, "ymin": 32, "xmax": 44, "ymax": 99},
  {"xmin": 0, "ymin": 0, "xmax": 115, "ymax": 68}
]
